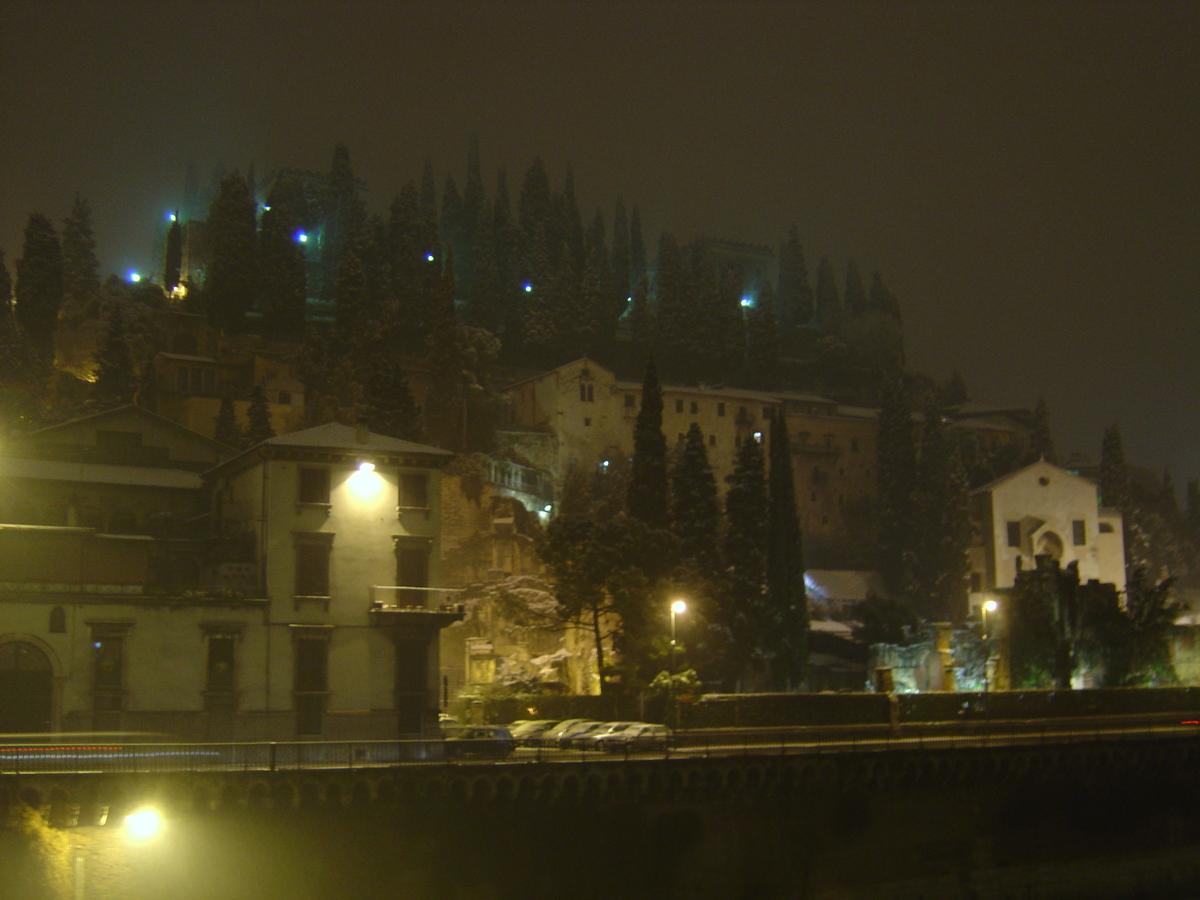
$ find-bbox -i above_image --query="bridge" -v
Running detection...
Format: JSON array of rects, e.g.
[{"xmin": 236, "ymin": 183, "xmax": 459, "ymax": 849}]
[{"xmin": 5, "ymin": 722, "xmax": 1200, "ymax": 898}]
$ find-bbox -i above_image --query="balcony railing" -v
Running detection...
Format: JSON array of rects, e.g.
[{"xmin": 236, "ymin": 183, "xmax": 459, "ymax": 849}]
[{"xmin": 369, "ymin": 585, "xmax": 464, "ymax": 613}]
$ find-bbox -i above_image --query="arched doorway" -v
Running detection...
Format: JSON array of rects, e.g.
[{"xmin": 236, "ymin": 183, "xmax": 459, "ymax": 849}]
[{"xmin": 0, "ymin": 641, "xmax": 54, "ymax": 733}]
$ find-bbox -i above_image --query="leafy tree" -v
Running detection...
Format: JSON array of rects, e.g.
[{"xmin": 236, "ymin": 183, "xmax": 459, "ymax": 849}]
[
  {"xmin": 244, "ymin": 384, "xmax": 274, "ymax": 447},
  {"xmin": 91, "ymin": 305, "xmax": 137, "ymax": 408},
  {"xmin": 767, "ymin": 409, "xmax": 808, "ymax": 688},
  {"xmin": 61, "ymin": 195, "xmax": 101, "ymax": 315},
  {"xmin": 722, "ymin": 434, "xmax": 769, "ymax": 689},
  {"xmin": 163, "ymin": 215, "xmax": 182, "ymax": 292},
  {"xmin": 627, "ymin": 357, "xmax": 669, "ymax": 528},
  {"xmin": 204, "ymin": 171, "xmax": 258, "ymax": 331},
  {"xmin": 851, "ymin": 595, "xmax": 919, "ymax": 646},
  {"xmin": 15, "ymin": 212, "xmax": 63, "ymax": 368},
  {"xmin": 1008, "ymin": 557, "xmax": 1068, "ymax": 688}
]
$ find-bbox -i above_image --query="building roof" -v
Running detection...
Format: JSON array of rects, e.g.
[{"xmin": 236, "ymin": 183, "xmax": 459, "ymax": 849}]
[
  {"xmin": 0, "ymin": 457, "xmax": 203, "ymax": 489},
  {"xmin": 12, "ymin": 404, "xmax": 233, "ymax": 452},
  {"xmin": 971, "ymin": 458, "xmax": 1098, "ymax": 496}
]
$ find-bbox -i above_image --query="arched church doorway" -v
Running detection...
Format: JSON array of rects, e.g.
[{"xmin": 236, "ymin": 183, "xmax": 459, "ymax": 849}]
[{"xmin": 0, "ymin": 641, "xmax": 54, "ymax": 733}]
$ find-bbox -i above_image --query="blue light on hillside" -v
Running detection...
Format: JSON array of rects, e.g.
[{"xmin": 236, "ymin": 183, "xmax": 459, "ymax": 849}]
[
  {"xmin": 295, "ymin": 230, "xmax": 308, "ymax": 243},
  {"xmin": 167, "ymin": 212, "xmax": 177, "ymax": 222},
  {"xmin": 524, "ymin": 283, "xmax": 533, "ymax": 293},
  {"xmin": 426, "ymin": 253, "xmax": 435, "ymax": 262},
  {"xmin": 740, "ymin": 296, "xmax": 755, "ymax": 308},
  {"xmin": 128, "ymin": 271, "xmax": 141, "ymax": 283}
]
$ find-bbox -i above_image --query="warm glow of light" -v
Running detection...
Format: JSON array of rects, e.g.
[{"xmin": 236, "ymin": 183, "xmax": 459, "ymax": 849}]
[
  {"xmin": 347, "ymin": 466, "xmax": 385, "ymax": 500},
  {"xmin": 542, "ymin": 504, "xmax": 552, "ymax": 513},
  {"xmin": 125, "ymin": 808, "xmax": 163, "ymax": 841},
  {"xmin": 983, "ymin": 599, "xmax": 998, "ymax": 612},
  {"xmin": 357, "ymin": 460, "xmax": 375, "ymax": 472},
  {"xmin": 128, "ymin": 271, "xmax": 141, "ymax": 283},
  {"xmin": 671, "ymin": 600, "xmax": 687, "ymax": 615}
]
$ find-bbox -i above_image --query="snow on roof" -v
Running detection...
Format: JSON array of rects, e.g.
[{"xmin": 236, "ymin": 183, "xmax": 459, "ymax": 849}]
[
  {"xmin": 1, "ymin": 457, "xmax": 203, "ymax": 490},
  {"xmin": 260, "ymin": 422, "xmax": 452, "ymax": 456}
]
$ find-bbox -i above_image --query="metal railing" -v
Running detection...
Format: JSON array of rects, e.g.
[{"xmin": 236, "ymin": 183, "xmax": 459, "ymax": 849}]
[{"xmin": 368, "ymin": 585, "xmax": 463, "ymax": 612}]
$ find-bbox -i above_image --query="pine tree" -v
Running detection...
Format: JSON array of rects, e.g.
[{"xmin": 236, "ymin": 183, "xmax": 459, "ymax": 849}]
[
  {"xmin": 61, "ymin": 195, "xmax": 101, "ymax": 315},
  {"xmin": 441, "ymin": 174, "xmax": 466, "ymax": 295},
  {"xmin": 163, "ymin": 216, "xmax": 183, "ymax": 292},
  {"xmin": 557, "ymin": 165, "xmax": 585, "ymax": 274},
  {"xmin": 244, "ymin": 384, "xmax": 275, "ymax": 447},
  {"xmin": 610, "ymin": 199, "xmax": 631, "ymax": 312},
  {"xmin": 627, "ymin": 358, "xmax": 669, "ymax": 528},
  {"xmin": 723, "ymin": 434, "xmax": 769, "ymax": 688},
  {"xmin": 629, "ymin": 204, "xmax": 647, "ymax": 289},
  {"xmin": 334, "ymin": 251, "xmax": 370, "ymax": 347},
  {"xmin": 362, "ymin": 353, "xmax": 422, "ymax": 441},
  {"xmin": 627, "ymin": 275, "xmax": 653, "ymax": 351},
  {"xmin": 214, "ymin": 392, "xmax": 241, "ymax": 447},
  {"xmin": 15, "ymin": 212, "xmax": 63, "ymax": 368},
  {"xmin": 518, "ymin": 158, "xmax": 552, "ymax": 286},
  {"xmin": 92, "ymin": 306, "xmax": 137, "ymax": 408},
  {"xmin": 204, "ymin": 171, "xmax": 258, "ymax": 331},
  {"xmin": 767, "ymin": 410, "xmax": 808, "ymax": 687},
  {"xmin": 876, "ymin": 372, "xmax": 917, "ymax": 595},
  {"xmin": 423, "ymin": 252, "xmax": 466, "ymax": 450},
  {"xmin": 670, "ymin": 423, "xmax": 721, "ymax": 579},
  {"xmin": 868, "ymin": 271, "xmax": 903, "ymax": 321},
  {"xmin": 1029, "ymin": 396, "xmax": 1057, "ymax": 464}
]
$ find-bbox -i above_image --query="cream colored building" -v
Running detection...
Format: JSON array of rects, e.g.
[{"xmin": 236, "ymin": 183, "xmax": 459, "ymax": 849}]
[
  {"xmin": 0, "ymin": 418, "xmax": 462, "ymax": 739},
  {"xmin": 969, "ymin": 459, "xmax": 1126, "ymax": 616},
  {"xmin": 501, "ymin": 358, "xmax": 879, "ymax": 562}
]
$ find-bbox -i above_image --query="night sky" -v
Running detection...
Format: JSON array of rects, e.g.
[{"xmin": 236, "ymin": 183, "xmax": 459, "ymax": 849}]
[{"xmin": 3, "ymin": 1, "xmax": 1198, "ymax": 486}]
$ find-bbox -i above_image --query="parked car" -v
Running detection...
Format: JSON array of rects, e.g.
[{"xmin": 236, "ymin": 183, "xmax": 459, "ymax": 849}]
[
  {"xmin": 506, "ymin": 720, "xmax": 558, "ymax": 745},
  {"xmin": 568, "ymin": 721, "xmax": 641, "ymax": 750},
  {"xmin": 443, "ymin": 725, "xmax": 515, "ymax": 759},
  {"xmin": 596, "ymin": 723, "xmax": 672, "ymax": 753},
  {"xmin": 537, "ymin": 719, "xmax": 596, "ymax": 747}
]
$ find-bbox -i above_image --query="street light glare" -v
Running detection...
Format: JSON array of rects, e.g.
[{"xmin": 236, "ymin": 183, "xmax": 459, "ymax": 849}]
[
  {"xmin": 125, "ymin": 807, "xmax": 163, "ymax": 841},
  {"xmin": 671, "ymin": 600, "xmax": 687, "ymax": 615},
  {"xmin": 984, "ymin": 599, "xmax": 998, "ymax": 612}
]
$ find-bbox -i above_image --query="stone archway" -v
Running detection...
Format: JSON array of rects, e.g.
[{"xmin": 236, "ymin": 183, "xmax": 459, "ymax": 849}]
[{"xmin": 0, "ymin": 640, "xmax": 54, "ymax": 733}]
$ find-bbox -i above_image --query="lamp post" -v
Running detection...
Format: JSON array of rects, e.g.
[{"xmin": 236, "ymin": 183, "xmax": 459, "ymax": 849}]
[
  {"xmin": 669, "ymin": 599, "xmax": 686, "ymax": 728},
  {"xmin": 982, "ymin": 598, "xmax": 998, "ymax": 638},
  {"xmin": 982, "ymin": 599, "xmax": 999, "ymax": 691}
]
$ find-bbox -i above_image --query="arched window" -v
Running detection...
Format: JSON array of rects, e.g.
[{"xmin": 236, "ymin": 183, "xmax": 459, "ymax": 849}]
[{"xmin": 1036, "ymin": 531, "xmax": 1064, "ymax": 562}]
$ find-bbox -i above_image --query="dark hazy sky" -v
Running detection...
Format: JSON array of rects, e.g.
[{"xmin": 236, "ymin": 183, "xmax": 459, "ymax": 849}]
[{"xmin": 3, "ymin": 1, "xmax": 1198, "ymax": 485}]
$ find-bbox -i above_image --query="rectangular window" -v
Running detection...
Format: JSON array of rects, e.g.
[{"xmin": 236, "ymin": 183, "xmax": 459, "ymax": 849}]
[
  {"xmin": 90, "ymin": 624, "xmax": 129, "ymax": 727},
  {"xmin": 709, "ymin": 434, "xmax": 716, "ymax": 447},
  {"xmin": 690, "ymin": 401, "xmax": 698, "ymax": 414},
  {"xmin": 1006, "ymin": 521, "xmax": 1021, "ymax": 548},
  {"xmin": 717, "ymin": 402, "xmax": 725, "ymax": 417},
  {"xmin": 206, "ymin": 636, "xmax": 235, "ymax": 693},
  {"xmin": 970, "ymin": 573, "xmax": 982, "ymax": 592},
  {"xmin": 1072, "ymin": 520, "xmax": 1086, "ymax": 546},
  {"xmin": 579, "ymin": 384, "xmax": 594, "ymax": 402},
  {"xmin": 298, "ymin": 467, "xmax": 331, "ymax": 504},
  {"xmin": 294, "ymin": 535, "xmax": 331, "ymax": 597},
  {"xmin": 400, "ymin": 473, "xmax": 429, "ymax": 509},
  {"xmin": 395, "ymin": 542, "xmax": 431, "ymax": 606},
  {"xmin": 278, "ymin": 391, "xmax": 292, "ymax": 405},
  {"xmin": 739, "ymin": 406, "xmax": 748, "ymax": 418},
  {"xmin": 675, "ymin": 399, "xmax": 683, "ymax": 413}
]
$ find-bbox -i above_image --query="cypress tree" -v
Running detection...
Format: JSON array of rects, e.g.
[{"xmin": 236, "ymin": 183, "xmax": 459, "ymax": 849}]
[
  {"xmin": 518, "ymin": 158, "xmax": 552, "ymax": 286},
  {"xmin": 244, "ymin": 384, "xmax": 275, "ymax": 447},
  {"xmin": 92, "ymin": 306, "xmax": 137, "ymax": 408},
  {"xmin": 611, "ymin": 199, "xmax": 631, "ymax": 311},
  {"xmin": 744, "ymin": 281, "xmax": 779, "ymax": 389},
  {"xmin": 723, "ymin": 434, "xmax": 769, "ymax": 688},
  {"xmin": 777, "ymin": 227, "xmax": 814, "ymax": 330},
  {"xmin": 362, "ymin": 353, "xmax": 422, "ymax": 442},
  {"xmin": 61, "ymin": 195, "xmax": 101, "ymax": 314},
  {"xmin": 204, "ymin": 171, "xmax": 258, "ymax": 331},
  {"xmin": 628, "ymin": 275, "xmax": 653, "ymax": 351},
  {"xmin": 464, "ymin": 200, "xmax": 503, "ymax": 334},
  {"xmin": 1029, "ymin": 396, "xmax": 1057, "ymax": 464},
  {"xmin": 670, "ymin": 423, "xmax": 722, "ymax": 579},
  {"xmin": 1101, "ymin": 424, "xmax": 1149, "ymax": 576},
  {"xmin": 911, "ymin": 402, "xmax": 971, "ymax": 622},
  {"xmin": 0, "ymin": 247, "xmax": 12, "ymax": 322},
  {"xmin": 259, "ymin": 178, "xmax": 308, "ymax": 338},
  {"xmin": 767, "ymin": 409, "xmax": 808, "ymax": 687},
  {"xmin": 441, "ymin": 174, "xmax": 466, "ymax": 293},
  {"xmin": 869, "ymin": 271, "xmax": 903, "ymax": 321},
  {"xmin": 558, "ymin": 165, "xmax": 584, "ymax": 274},
  {"xmin": 15, "ymin": 212, "xmax": 63, "ymax": 368},
  {"xmin": 844, "ymin": 260, "xmax": 867, "ymax": 318},
  {"xmin": 334, "ymin": 251, "xmax": 370, "ymax": 347},
  {"xmin": 876, "ymin": 372, "xmax": 917, "ymax": 595},
  {"xmin": 419, "ymin": 157, "xmax": 440, "ymax": 265},
  {"xmin": 814, "ymin": 256, "xmax": 841, "ymax": 336},
  {"xmin": 214, "ymin": 391, "xmax": 241, "ymax": 447},
  {"xmin": 423, "ymin": 251, "xmax": 466, "ymax": 450},
  {"xmin": 627, "ymin": 358, "xmax": 669, "ymax": 529},
  {"xmin": 163, "ymin": 216, "xmax": 183, "ymax": 292},
  {"xmin": 629, "ymin": 204, "xmax": 647, "ymax": 289},
  {"xmin": 653, "ymin": 233, "xmax": 687, "ymax": 374}
]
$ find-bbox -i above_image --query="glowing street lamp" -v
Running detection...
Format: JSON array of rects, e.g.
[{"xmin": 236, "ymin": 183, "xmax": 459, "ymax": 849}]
[
  {"xmin": 669, "ymin": 599, "xmax": 687, "ymax": 728},
  {"xmin": 124, "ymin": 807, "xmax": 163, "ymax": 842},
  {"xmin": 982, "ymin": 598, "xmax": 998, "ymax": 638}
]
